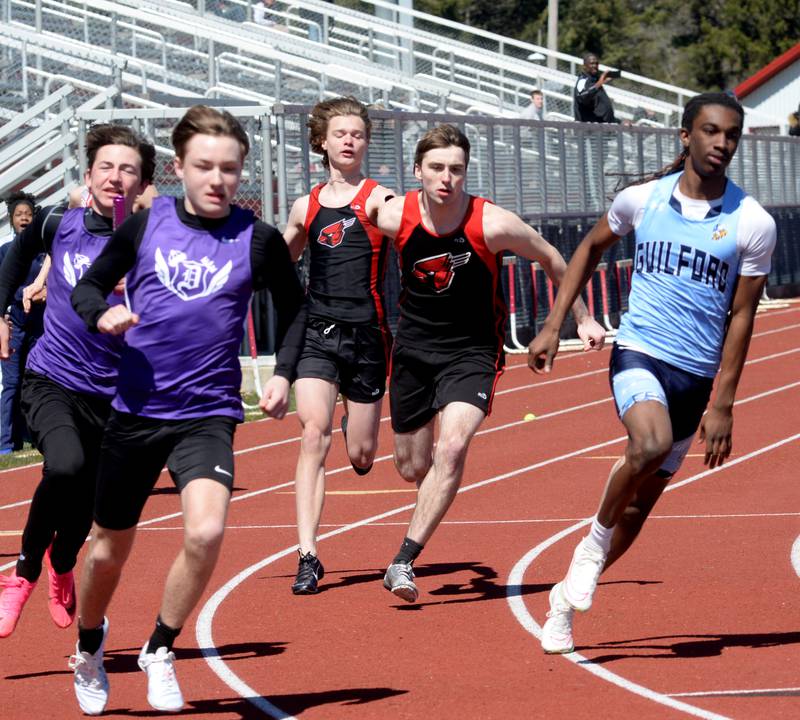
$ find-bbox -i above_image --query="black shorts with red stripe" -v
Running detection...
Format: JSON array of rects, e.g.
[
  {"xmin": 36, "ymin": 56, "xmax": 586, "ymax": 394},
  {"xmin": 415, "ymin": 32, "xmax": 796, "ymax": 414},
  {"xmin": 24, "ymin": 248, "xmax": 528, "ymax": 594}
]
[{"xmin": 389, "ymin": 342, "xmax": 503, "ymax": 433}]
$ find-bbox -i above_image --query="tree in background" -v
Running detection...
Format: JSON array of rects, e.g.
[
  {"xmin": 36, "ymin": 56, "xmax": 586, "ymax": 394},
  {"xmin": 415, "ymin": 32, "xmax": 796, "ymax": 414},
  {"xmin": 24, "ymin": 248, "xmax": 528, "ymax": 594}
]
[{"xmin": 412, "ymin": 0, "xmax": 799, "ymax": 91}]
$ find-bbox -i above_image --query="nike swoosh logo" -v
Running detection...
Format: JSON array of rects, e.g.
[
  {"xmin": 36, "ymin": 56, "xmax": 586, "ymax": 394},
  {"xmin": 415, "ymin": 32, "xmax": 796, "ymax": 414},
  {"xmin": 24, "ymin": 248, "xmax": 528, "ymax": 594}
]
[{"xmin": 214, "ymin": 465, "xmax": 232, "ymax": 477}]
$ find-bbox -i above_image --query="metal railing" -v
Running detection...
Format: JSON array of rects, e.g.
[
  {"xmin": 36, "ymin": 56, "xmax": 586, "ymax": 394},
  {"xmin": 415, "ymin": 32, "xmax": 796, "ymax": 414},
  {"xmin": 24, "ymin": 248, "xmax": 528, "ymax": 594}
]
[{"xmin": 2, "ymin": 101, "xmax": 798, "ymax": 344}]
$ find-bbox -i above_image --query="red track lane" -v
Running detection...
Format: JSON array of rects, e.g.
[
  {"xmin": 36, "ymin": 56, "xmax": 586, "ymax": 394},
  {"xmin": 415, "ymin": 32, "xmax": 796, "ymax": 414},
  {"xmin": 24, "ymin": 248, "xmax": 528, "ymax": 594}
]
[{"xmin": 0, "ymin": 304, "xmax": 798, "ymax": 719}]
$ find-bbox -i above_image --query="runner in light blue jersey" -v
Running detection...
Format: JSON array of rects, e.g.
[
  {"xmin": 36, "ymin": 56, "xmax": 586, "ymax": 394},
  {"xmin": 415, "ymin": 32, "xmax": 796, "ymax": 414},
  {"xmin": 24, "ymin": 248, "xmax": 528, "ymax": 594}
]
[{"xmin": 528, "ymin": 92, "xmax": 777, "ymax": 654}]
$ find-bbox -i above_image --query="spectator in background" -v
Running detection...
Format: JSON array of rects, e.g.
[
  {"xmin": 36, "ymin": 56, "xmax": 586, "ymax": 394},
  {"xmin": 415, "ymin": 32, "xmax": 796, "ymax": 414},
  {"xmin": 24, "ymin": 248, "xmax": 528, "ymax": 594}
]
[
  {"xmin": 253, "ymin": 0, "xmax": 277, "ymax": 26},
  {"xmin": 574, "ymin": 53, "xmax": 620, "ymax": 124},
  {"xmin": 789, "ymin": 103, "xmax": 800, "ymax": 137},
  {"xmin": 632, "ymin": 106, "xmax": 660, "ymax": 125},
  {"xmin": 520, "ymin": 89, "xmax": 545, "ymax": 121},
  {"xmin": 0, "ymin": 192, "xmax": 44, "ymax": 454}
]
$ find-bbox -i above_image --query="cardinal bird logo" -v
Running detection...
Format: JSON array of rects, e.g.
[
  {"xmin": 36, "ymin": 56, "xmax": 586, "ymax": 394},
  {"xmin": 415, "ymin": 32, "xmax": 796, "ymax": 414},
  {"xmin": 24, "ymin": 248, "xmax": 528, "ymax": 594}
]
[
  {"xmin": 411, "ymin": 251, "xmax": 471, "ymax": 292},
  {"xmin": 317, "ymin": 217, "xmax": 357, "ymax": 248}
]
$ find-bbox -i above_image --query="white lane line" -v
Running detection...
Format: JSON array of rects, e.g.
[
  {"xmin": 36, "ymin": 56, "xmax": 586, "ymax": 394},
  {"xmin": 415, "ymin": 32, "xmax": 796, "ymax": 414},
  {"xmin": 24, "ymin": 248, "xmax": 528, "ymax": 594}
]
[
  {"xmin": 506, "ymin": 431, "xmax": 800, "ymax": 720},
  {"xmin": 196, "ymin": 433, "xmax": 630, "ymax": 719},
  {"xmin": 1, "ymin": 318, "xmax": 798, "ymax": 479},
  {"xmin": 791, "ymin": 536, "xmax": 800, "ymax": 580},
  {"xmin": 127, "ymin": 511, "xmax": 800, "ymax": 533},
  {"xmin": 669, "ymin": 688, "xmax": 800, "ymax": 698}
]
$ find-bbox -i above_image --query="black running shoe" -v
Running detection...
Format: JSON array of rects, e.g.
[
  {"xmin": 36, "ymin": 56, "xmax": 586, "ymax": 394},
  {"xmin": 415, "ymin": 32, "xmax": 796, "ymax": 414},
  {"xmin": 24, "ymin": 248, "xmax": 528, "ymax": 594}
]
[
  {"xmin": 341, "ymin": 415, "xmax": 372, "ymax": 476},
  {"xmin": 291, "ymin": 551, "xmax": 325, "ymax": 594}
]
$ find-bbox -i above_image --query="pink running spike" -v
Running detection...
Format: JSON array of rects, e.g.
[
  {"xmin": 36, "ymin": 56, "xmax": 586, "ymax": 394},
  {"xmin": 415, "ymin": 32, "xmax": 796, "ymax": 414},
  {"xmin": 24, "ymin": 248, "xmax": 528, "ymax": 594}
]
[
  {"xmin": 45, "ymin": 547, "xmax": 76, "ymax": 628},
  {"xmin": 0, "ymin": 572, "xmax": 36, "ymax": 638}
]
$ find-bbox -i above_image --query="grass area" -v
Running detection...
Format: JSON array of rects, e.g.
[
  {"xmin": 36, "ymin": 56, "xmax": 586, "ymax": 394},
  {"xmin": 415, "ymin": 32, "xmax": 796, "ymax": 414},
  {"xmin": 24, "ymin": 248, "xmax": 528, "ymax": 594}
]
[
  {"xmin": 0, "ymin": 389, "xmax": 299, "ymax": 471},
  {"xmin": 0, "ymin": 444, "xmax": 42, "ymax": 470}
]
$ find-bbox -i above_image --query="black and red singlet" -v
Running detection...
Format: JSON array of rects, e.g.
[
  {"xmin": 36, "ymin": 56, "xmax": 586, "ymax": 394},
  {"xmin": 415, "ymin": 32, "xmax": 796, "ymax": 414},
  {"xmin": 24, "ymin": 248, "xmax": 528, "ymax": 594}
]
[
  {"xmin": 303, "ymin": 178, "xmax": 389, "ymax": 327},
  {"xmin": 394, "ymin": 191, "xmax": 507, "ymax": 354}
]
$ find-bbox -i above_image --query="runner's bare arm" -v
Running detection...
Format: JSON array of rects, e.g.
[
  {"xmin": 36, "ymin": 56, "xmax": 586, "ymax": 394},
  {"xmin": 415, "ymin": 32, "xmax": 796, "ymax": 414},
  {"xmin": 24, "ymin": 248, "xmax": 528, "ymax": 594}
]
[
  {"xmin": 365, "ymin": 183, "xmax": 396, "ymax": 224},
  {"xmin": 375, "ymin": 195, "xmax": 405, "ymax": 240},
  {"xmin": 483, "ymin": 203, "xmax": 606, "ymax": 346},
  {"xmin": 284, "ymin": 195, "xmax": 310, "ymax": 262}
]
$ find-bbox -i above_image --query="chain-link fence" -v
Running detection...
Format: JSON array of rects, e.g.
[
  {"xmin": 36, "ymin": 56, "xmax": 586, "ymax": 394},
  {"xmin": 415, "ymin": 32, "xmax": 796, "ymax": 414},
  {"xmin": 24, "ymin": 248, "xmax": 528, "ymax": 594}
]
[{"xmin": 17, "ymin": 102, "xmax": 800, "ymax": 353}]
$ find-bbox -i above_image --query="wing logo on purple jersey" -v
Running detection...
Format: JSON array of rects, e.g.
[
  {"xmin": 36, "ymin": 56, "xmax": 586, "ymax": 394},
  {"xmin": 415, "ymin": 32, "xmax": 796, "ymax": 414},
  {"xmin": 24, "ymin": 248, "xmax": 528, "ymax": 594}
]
[
  {"xmin": 62, "ymin": 251, "xmax": 92, "ymax": 287},
  {"xmin": 154, "ymin": 248, "xmax": 232, "ymax": 301},
  {"xmin": 317, "ymin": 217, "xmax": 356, "ymax": 248},
  {"xmin": 411, "ymin": 251, "xmax": 471, "ymax": 293}
]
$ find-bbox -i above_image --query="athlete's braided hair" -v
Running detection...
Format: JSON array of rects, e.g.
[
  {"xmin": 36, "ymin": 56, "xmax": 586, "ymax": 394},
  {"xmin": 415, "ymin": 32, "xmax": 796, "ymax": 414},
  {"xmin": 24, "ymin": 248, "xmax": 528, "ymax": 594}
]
[
  {"xmin": 307, "ymin": 96, "xmax": 371, "ymax": 169},
  {"xmin": 616, "ymin": 91, "xmax": 744, "ymax": 191}
]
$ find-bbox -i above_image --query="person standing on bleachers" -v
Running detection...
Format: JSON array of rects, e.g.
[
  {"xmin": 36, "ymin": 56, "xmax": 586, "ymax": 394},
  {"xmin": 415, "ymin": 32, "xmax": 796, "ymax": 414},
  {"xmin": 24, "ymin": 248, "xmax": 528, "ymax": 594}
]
[
  {"xmin": 573, "ymin": 53, "xmax": 620, "ymax": 124},
  {"xmin": 520, "ymin": 89, "xmax": 545, "ymax": 121}
]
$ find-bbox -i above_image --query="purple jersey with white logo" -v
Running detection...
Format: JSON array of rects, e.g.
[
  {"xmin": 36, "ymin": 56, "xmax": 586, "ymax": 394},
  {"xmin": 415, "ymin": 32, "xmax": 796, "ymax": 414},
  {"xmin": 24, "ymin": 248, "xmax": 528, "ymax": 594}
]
[
  {"xmin": 113, "ymin": 196, "xmax": 254, "ymax": 420},
  {"xmin": 27, "ymin": 208, "xmax": 124, "ymax": 397}
]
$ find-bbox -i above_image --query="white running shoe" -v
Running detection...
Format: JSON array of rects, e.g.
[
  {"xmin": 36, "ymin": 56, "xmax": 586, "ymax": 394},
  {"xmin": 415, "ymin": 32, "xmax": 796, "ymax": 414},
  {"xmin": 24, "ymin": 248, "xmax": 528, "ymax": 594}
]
[
  {"xmin": 541, "ymin": 582, "xmax": 575, "ymax": 654},
  {"xmin": 138, "ymin": 644, "xmax": 184, "ymax": 712},
  {"xmin": 383, "ymin": 563, "xmax": 418, "ymax": 603},
  {"xmin": 69, "ymin": 618, "xmax": 109, "ymax": 715},
  {"xmin": 562, "ymin": 537, "xmax": 607, "ymax": 612}
]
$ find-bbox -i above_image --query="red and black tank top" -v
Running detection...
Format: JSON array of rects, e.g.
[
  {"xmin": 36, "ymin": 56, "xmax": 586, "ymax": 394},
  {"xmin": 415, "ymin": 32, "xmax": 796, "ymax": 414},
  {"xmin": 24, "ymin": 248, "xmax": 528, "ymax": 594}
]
[
  {"xmin": 303, "ymin": 178, "xmax": 389, "ymax": 326},
  {"xmin": 394, "ymin": 191, "xmax": 507, "ymax": 352}
]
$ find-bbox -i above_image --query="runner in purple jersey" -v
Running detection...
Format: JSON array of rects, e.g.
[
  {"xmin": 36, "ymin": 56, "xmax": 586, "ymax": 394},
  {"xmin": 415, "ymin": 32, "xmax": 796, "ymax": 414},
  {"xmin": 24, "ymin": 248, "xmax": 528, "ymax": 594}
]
[
  {"xmin": 0, "ymin": 125, "xmax": 155, "ymax": 640},
  {"xmin": 68, "ymin": 106, "xmax": 306, "ymax": 715}
]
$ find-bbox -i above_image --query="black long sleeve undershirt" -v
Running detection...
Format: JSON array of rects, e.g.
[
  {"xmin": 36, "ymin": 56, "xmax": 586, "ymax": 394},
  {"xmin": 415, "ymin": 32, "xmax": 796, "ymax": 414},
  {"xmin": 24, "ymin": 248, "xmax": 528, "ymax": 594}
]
[
  {"xmin": 71, "ymin": 198, "xmax": 307, "ymax": 381},
  {"xmin": 0, "ymin": 205, "xmax": 113, "ymax": 312}
]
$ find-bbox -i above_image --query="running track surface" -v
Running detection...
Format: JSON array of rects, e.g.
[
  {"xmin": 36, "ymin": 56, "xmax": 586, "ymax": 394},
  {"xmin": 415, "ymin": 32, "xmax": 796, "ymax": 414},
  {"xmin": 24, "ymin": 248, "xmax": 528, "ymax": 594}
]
[{"xmin": 1, "ymin": 304, "xmax": 799, "ymax": 720}]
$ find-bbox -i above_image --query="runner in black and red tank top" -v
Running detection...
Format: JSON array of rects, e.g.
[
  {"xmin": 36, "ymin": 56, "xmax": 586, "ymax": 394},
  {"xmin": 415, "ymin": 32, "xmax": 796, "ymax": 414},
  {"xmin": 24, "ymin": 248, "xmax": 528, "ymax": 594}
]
[
  {"xmin": 283, "ymin": 97, "xmax": 394, "ymax": 594},
  {"xmin": 375, "ymin": 124, "xmax": 606, "ymax": 604}
]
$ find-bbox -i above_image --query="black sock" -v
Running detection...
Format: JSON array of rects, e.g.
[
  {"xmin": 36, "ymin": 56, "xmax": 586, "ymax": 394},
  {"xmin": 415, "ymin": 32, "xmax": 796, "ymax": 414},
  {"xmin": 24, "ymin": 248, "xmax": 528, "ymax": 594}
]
[
  {"xmin": 78, "ymin": 622, "xmax": 105, "ymax": 656},
  {"xmin": 393, "ymin": 537, "xmax": 424, "ymax": 565},
  {"xmin": 146, "ymin": 616, "xmax": 182, "ymax": 654},
  {"xmin": 15, "ymin": 554, "xmax": 41, "ymax": 583}
]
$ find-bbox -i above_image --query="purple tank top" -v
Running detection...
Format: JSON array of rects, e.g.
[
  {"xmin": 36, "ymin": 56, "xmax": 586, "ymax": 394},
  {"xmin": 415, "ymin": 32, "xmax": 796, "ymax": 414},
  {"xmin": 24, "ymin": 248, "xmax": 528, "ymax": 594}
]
[
  {"xmin": 113, "ymin": 196, "xmax": 254, "ymax": 420},
  {"xmin": 27, "ymin": 208, "xmax": 124, "ymax": 398}
]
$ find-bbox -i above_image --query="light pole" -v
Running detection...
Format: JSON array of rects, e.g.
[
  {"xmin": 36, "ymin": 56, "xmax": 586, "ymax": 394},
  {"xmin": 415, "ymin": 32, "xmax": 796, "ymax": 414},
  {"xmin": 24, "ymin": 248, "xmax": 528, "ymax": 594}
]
[{"xmin": 547, "ymin": 0, "xmax": 558, "ymax": 69}]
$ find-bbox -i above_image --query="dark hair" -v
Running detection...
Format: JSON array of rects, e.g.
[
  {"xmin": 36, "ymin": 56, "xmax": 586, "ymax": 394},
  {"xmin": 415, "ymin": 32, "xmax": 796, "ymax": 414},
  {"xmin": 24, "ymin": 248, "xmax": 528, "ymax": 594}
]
[
  {"xmin": 4, "ymin": 190, "xmax": 37, "ymax": 216},
  {"xmin": 617, "ymin": 91, "xmax": 745, "ymax": 190},
  {"xmin": 531, "ymin": 89, "xmax": 543, "ymax": 97},
  {"xmin": 171, "ymin": 105, "xmax": 250, "ymax": 161},
  {"xmin": 307, "ymin": 96, "xmax": 371, "ymax": 169},
  {"xmin": 414, "ymin": 124, "xmax": 471, "ymax": 169},
  {"xmin": 86, "ymin": 124, "xmax": 156, "ymax": 184}
]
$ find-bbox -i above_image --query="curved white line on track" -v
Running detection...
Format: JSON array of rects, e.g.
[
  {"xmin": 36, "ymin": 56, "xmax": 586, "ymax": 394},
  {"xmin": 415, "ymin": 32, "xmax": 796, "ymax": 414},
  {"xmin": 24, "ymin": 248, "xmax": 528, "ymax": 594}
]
[
  {"xmin": 196, "ymin": 434, "xmax": 630, "ymax": 718},
  {"xmin": 506, "ymin": 431, "xmax": 800, "ymax": 720},
  {"xmin": 198, "ymin": 419, "xmax": 800, "ymax": 717},
  {"xmin": 792, "ymin": 536, "xmax": 800, "ymax": 581}
]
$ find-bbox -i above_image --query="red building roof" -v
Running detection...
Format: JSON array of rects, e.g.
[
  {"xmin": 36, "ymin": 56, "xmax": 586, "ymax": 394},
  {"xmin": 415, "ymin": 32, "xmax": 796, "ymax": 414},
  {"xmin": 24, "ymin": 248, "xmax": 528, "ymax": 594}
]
[{"xmin": 735, "ymin": 43, "xmax": 800, "ymax": 99}]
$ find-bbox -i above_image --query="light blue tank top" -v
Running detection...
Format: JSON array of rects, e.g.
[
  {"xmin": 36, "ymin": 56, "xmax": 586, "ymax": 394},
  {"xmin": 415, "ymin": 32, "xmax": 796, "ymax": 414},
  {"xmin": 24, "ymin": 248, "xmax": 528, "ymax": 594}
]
[{"xmin": 616, "ymin": 172, "xmax": 745, "ymax": 377}]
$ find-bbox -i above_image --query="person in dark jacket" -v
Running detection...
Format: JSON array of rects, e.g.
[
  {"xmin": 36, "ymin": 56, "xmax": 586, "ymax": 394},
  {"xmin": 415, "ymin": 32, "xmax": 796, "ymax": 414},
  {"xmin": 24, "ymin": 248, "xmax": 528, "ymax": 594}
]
[{"xmin": 574, "ymin": 54, "xmax": 620, "ymax": 124}]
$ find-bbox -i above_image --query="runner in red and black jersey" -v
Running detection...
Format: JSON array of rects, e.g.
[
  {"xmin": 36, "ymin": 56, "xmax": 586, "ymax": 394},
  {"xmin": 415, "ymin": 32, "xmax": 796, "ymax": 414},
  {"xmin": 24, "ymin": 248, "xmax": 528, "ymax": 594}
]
[
  {"xmin": 284, "ymin": 97, "xmax": 394, "ymax": 594},
  {"xmin": 376, "ymin": 124, "xmax": 607, "ymax": 603}
]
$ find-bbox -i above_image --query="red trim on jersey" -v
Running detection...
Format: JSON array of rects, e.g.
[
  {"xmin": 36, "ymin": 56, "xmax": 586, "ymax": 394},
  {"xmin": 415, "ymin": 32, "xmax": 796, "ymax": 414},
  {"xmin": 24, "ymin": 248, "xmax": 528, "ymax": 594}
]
[
  {"xmin": 394, "ymin": 190, "xmax": 421, "ymax": 253},
  {"xmin": 459, "ymin": 197, "xmax": 507, "ymax": 358},
  {"xmin": 303, "ymin": 183, "xmax": 326, "ymax": 235},
  {"xmin": 351, "ymin": 179, "xmax": 392, "ymax": 344}
]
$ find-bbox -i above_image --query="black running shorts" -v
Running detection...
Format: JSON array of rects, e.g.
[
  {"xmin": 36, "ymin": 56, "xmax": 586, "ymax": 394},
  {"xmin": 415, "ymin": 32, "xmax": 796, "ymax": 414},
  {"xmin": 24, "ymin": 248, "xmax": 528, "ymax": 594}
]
[
  {"xmin": 94, "ymin": 411, "xmax": 237, "ymax": 530},
  {"xmin": 389, "ymin": 343, "xmax": 503, "ymax": 433},
  {"xmin": 21, "ymin": 370, "xmax": 111, "ymax": 449},
  {"xmin": 296, "ymin": 316, "xmax": 388, "ymax": 403}
]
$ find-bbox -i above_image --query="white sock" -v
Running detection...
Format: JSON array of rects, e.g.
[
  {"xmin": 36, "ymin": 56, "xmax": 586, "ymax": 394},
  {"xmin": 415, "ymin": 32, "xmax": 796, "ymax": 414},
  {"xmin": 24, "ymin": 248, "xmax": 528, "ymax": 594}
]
[{"xmin": 586, "ymin": 516, "xmax": 614, "ymax": 555}]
